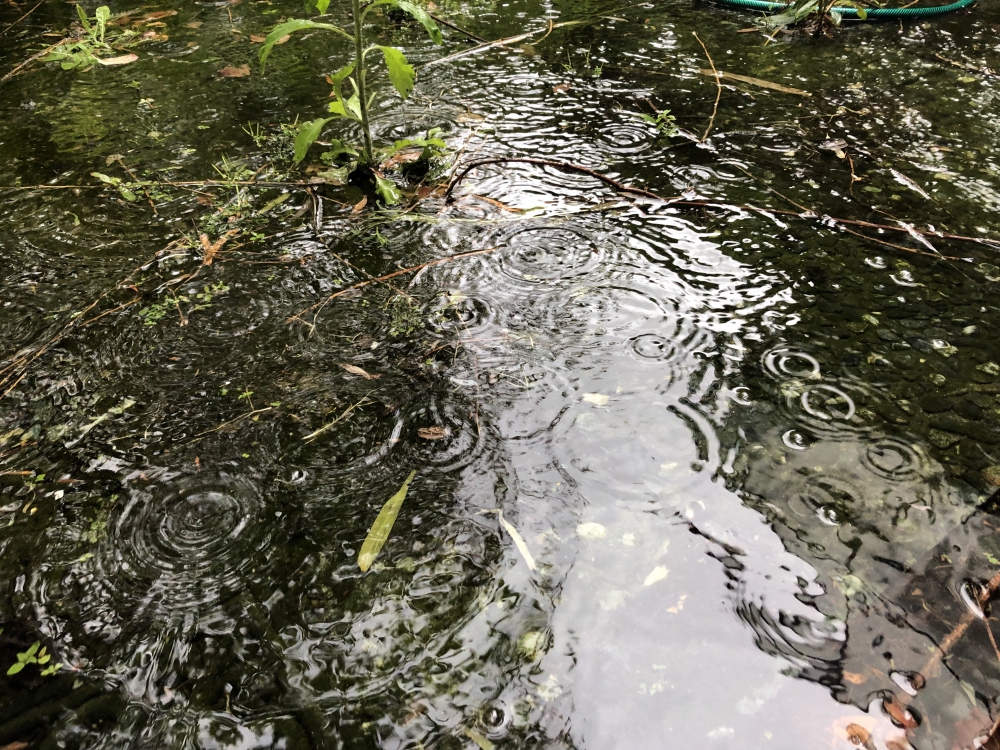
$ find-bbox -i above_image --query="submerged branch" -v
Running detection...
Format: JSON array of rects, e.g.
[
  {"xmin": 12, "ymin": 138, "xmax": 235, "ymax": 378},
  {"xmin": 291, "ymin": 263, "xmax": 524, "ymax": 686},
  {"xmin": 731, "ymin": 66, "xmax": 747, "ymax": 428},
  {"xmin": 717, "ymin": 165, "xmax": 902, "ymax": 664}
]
[
  {"xmin": 445, "ymin": 156, "xmax": 999, "ymax": 255},
  {"xmin": 693, "ymin": 32, "xmax": 722, "ymax": 142}
]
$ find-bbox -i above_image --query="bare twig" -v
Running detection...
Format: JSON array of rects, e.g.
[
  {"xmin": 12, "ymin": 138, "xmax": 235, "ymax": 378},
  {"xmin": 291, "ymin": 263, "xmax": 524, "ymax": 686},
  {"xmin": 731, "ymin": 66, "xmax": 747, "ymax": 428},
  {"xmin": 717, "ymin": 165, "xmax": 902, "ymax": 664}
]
[
  {"xmin": 0, "ymin": 0, "xmax": 46, "ymax": 37},
  {"xmin": 445, "ymin": 156, "xmax": 996, "ymax": 254},
  {"xmin": 428, "ymin": 12, "xmax": 488, "ymax": 42},
  {"xmin": 423, "ymin": 20, "xmax": 580, "ymax": 68},
  {"xmin": 693, "ymin": 32, "xmax": 721, "ymax": 142},
  {"xmin": 1, "ymin": 36, "xmax": 76, "ymax": 84},
  {"xmin": 918, "ymin": 571, "xmax": 1000, "ymax": 683},
  {"xmin": 191, "ymin": 407, "xmax": 273, "ymax": 439},
  {"xmin": 302, "ymin": 392, "xmax": 376, "ymax": 442}
]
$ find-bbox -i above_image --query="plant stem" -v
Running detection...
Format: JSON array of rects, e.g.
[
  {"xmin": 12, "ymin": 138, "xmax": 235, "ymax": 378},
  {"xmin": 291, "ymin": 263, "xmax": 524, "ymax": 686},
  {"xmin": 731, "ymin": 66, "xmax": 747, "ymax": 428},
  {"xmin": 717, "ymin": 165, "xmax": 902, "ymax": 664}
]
[{"xmin": 352, "ymin": 0, "xmax": 375, "ymax": 165}]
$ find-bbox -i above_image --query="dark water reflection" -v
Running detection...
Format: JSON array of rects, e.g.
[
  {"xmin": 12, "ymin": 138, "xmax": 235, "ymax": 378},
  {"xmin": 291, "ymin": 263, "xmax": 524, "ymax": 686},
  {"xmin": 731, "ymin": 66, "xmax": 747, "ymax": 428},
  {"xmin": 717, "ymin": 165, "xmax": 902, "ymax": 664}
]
[{"xmin": 1, "ymin": 0, "xmax": 1000, "ymax": 748}]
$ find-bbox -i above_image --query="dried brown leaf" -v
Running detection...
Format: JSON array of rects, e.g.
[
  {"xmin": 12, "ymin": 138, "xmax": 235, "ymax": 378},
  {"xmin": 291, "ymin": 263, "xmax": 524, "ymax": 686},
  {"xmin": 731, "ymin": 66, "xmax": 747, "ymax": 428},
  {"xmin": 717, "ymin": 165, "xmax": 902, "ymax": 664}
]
[
  {"xmin": 220, "ymin": 64, "xmax": 251, "ymax": 78},
  {"xmin": 552, "ymin": 83, "xmax": 572, "ymax": 94},
  {"xmin": 417, "ymin": 426, "xmax": 447, "ymax": 440},
  {"xmin": 842, "ymin": 671, "xmax": 866, "ymax": 685},
  {"xmin": 97, "ymin": 53, "xmax": 139, "ymax": 66},
  {"xmin": 339, "ymin": 363, "xmax": 380, "ymax": 380},
  {"xmin": 141, "ymin": 10, "xmax": 178, "ymax": 21},
  {"xmin": 382, "ymin": 148, "xmax": 423, "ymax": 171},
  {"xmin": 250, "ymin": 34, "xmax": 266, "ymax": 43},
  {"xmin": 883, "ymin": 698, "xmax": 918, "ymax": 730},
  {"xmin": 845, "ymin": 723, "xmax": 875, "ymax": 750},
  {"xmin": 351, "ymin": 196, "xmax": 367, "ymax": 214}
]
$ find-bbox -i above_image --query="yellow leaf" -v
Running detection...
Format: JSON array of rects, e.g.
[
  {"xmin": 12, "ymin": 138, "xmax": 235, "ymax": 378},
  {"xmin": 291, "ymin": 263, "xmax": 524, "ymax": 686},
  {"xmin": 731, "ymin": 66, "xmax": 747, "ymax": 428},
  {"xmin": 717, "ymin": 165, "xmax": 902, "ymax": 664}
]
[{"xmin": 358, "ymin": 471, "xmax": 416, "ymax": 572}]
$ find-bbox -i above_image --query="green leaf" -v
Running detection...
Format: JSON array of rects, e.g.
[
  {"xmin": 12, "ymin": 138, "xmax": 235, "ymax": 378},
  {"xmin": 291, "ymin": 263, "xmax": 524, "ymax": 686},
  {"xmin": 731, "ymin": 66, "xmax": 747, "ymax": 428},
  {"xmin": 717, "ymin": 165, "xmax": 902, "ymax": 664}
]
[
  {"xmin": 293, "ymin": 117, "xmax": 332, "ymax": 164},
  {"xmin": 76, "ymin": 4, "xmax": 91, "ymax": 32},
  {"xmin": 358, "ymin": 470, "xmax": 416, "ymax": 572},
  {"xmin": 327, "ymin": 62, "xmax": 361, "ymax": 120},
  {"xmin": 95, "ymin": 6, "xmax": 110, "ymax": 39},
  {"xmin": 377, "ymin": 46, "xmax": 415, "ymax": 99},
  {"xmin": 391, "ymin": 0, "xmax": 442, "ymax": 44},
  {"xmin": 321, "ymin": 138, "xmax": 359, "ymax": 162},
  {"xmin": 118, "ymin": 187, "xmax": 138, "ymax": 202},
  {"xmin": 91, "ymin": 172, "xmax": 116, "ymax": 185},
  {"xmin": 315, "ymin": 0, "xmax": 330, "ymax": 12},
  {"xmin": 25, "ymin": 642, "xmax": 39, "ymax": 658},
  {"xmin": 374, "ymin": 176, "xmax": 402, "ymax": 205},
  {"xmin": 258, "ymin": 19, "xmax": 352, "ymax": 70},
  {"xmin": 6, "ymin": 662, "xmax": 24, "ymax": 676}
]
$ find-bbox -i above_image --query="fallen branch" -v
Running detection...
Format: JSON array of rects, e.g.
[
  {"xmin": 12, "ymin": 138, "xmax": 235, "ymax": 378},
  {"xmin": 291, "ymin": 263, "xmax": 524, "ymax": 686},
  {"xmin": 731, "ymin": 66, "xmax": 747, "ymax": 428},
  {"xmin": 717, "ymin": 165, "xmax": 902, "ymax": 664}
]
[
  {"xmin": 918, "ymin": 571, "xmax": 1000, "ymax": 689},
  {"xmin": 302, "ymin": 392, "xmax": 375, "ymax": 442},
  {"xmin": 191, "ymin": 407, "xmax": 273, "ymax": 439},
  {"xmin": 0, "ymin": 242, "xmax": 183, "ymax": 401},
  {"xmin": 693, "ymin": 32, "xmax": 722, "ymax": 142},
  {"xmin": 428, "ymin": 12, "xmax": 488, "ymax": 42},
  {"xmin": 0, "ymin": 0, "xmax": 46, "ymax": 38},
  {"xmin": 445, "ymin": 156, "xmax": 999, "ymax": 253},
  {"xmin": 423, "ymin": 20, "xmax": 581, "ymax": 68}
]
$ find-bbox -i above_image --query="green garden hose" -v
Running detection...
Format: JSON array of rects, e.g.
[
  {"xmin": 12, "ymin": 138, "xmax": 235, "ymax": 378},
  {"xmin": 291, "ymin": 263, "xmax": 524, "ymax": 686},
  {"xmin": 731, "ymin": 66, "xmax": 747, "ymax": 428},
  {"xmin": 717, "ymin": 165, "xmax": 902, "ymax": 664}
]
[{"xmin": 713, "ymin": 0, "xmax": 975, "ymax": 18}]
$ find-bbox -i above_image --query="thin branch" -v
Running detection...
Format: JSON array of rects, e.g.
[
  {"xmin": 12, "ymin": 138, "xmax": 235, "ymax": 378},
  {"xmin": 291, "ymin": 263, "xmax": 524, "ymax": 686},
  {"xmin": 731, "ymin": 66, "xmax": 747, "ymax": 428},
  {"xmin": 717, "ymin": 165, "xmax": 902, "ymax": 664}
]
[
  {"xmin": 0, "ymin": 0, "xmax": 46, "ymax": 37},
  {"xmin": 191, "ymin": 407, "xmax": 273, "ymax": 439},
  {"xmin": 302, "ymin": 393, "xmax": 376, "ymax": 443},
  {"xmin": 446, "ymin": 156, "xmax": 999, "ymax": 252},
  {"xmin": 917, "ymin": 571, "xmax": 1000, "ymax": 686},
  {"xmin": 693, "ymin": 32, "xmax": 721, "ymax": 142},
  {"xmin": 423, "ymin": 20, "xmax": 579, "ymax": 68},
  {"xmin": 428, "ymin": 12, "xmax": 488, "ymax": 42}
]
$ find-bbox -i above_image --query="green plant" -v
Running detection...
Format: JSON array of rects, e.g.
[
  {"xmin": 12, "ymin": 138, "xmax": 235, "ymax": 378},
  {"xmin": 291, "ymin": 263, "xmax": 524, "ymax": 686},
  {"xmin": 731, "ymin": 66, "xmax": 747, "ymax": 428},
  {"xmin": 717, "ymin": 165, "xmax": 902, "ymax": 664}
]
[
  {"xmin": 43, "ymin": 6, "xmax": 137, "ymax": 70},
  {"xmin": 7, "ymin": 641, "xmax": 61, "ymax": 677},
  {"xmin": 760, "ymin": 0, "xmax": 868, "ymax": 30},
  {"xmin": 641, "ymin": 109, "xmax": 679, "ymax": 138},
  {"xmin": 258, "ymin": 0, "xmax": 444, "ymax": 203},
  {"xmin": 388, "ymin": 295, "xmax": 423, "ymax": 337},
  {"xmin": 562, "ymin": 48, "xmax": 602, "ymax": 78}
]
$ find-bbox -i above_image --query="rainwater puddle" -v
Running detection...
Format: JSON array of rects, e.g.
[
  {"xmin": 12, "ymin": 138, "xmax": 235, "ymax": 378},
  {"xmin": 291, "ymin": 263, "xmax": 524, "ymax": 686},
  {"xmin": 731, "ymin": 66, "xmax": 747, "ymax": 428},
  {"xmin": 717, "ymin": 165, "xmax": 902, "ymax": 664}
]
[{"xmin": 1, "ymin": 0, "xmax": 1000, "ymax": 748}]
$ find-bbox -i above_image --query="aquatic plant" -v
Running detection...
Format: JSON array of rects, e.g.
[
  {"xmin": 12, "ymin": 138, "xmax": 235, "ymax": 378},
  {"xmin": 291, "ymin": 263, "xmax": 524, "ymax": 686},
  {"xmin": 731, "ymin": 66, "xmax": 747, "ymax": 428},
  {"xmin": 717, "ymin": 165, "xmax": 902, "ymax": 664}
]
[{"xmin": 259, "ymin": 0, "xmax": 446, "ymax": 203}]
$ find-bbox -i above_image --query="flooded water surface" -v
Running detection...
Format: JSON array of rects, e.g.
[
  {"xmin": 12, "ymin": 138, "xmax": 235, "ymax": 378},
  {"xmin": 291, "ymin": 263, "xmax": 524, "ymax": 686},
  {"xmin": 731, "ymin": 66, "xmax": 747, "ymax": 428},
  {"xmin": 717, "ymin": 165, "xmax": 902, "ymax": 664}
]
[{"xmin": 2, "ymin": 0, "xmax": 1000, "ymax": 748}]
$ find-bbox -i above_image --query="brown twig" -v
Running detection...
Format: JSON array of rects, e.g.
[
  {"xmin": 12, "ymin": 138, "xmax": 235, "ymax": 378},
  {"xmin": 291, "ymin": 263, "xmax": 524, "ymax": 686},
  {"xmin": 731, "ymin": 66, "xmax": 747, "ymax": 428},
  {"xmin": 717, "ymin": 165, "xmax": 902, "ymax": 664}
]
[
  {"xmin": 309, "ymin": 225, "xmax": 414, "ymax": 301},
  {"xmin": 445, "ymin": 156, "xmax": 998, "ymax": 252},
  {"xmin": 0, "ymin": 36, "xmax": 76, "ymax": 84},
  {"xmin": 0, "ymin": 0, "xmax": 46, "ymax": 37},
  {"xmin": 423, "ymin": 20, "xmax": 578, "ymax": 68},
  {"xmin": 918, "ymin": 571, "xmax": 1000, "ymax": 683},
  {"xmin": 693, "ymin": 32, "xmax": 721, "ymax": 142},
  {"xmin": 288, "ymin": 246, "xmax": 502, "ymax": 329},
  {"xmin": 428, "ymin": 12, "xmax": 488, "ymax": 42},
  {"xmin": 0, "ymin": 242, "xmax": 183, "ymax": 400}
]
